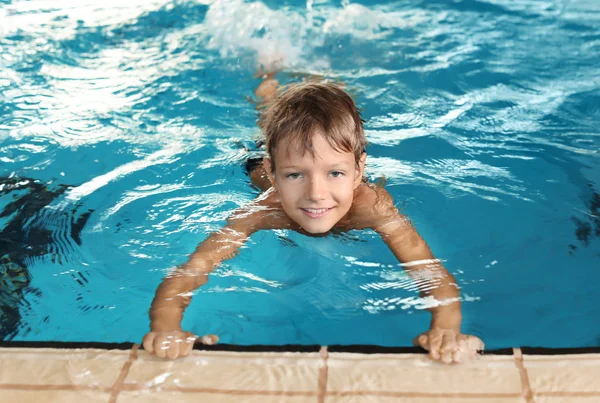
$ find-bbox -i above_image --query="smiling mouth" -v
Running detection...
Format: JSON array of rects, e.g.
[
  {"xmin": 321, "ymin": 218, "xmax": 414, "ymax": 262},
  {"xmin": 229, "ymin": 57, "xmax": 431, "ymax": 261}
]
[{"xmin": 301, "ymin": 207, "xmax": 333, "ymax": 218}]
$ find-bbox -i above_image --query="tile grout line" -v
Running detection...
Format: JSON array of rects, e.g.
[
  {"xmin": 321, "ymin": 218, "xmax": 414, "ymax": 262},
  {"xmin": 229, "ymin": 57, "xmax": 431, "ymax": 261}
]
[
  {"xmin": 317, "ymin": 346, "xmax": 329, "ymax": 403},
  {"xmin": 514, "ymin": 347, "xmax": 534, "ymax": 403},
  {"xmin": 108, "ymin": 343, "xmax": 139, "ymax": 403}
]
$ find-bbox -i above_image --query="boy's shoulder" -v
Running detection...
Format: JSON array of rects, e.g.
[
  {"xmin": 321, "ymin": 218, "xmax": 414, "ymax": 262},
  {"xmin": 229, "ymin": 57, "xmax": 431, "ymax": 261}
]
[
  {"xmin": 345, "ymin": 182, "xmax": 402, "ymax": 230},
  {"xmin": 228, "ymin": 188, "xmax": 297, "ymax": 232}
]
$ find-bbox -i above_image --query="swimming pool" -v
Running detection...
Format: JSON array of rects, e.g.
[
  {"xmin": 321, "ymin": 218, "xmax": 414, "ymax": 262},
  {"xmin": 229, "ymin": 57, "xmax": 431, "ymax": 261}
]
[{"xmin": 0, "ymin": 0, "xmax": 598, "ymax": 350}]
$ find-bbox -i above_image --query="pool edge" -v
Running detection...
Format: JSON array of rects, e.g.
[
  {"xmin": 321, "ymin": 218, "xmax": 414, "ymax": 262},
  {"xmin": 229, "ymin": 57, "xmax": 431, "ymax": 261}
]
[{"xmin": 1, "ymin": 340, "xmax": 599, "ymax": 355}]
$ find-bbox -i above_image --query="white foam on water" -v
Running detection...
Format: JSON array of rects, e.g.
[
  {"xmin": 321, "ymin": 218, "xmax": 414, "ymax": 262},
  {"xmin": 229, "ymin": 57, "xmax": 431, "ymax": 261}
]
[
  {"xmin": 202, "ymin": 0, "xmax": 430, "ymax": 71},
  {"xmin": 203, "ymin": 0, "xmax": 312, "ymax": 70}
]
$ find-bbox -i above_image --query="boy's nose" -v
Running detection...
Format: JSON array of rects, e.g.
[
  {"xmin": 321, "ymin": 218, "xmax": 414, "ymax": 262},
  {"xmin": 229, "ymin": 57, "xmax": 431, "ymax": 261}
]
[{"xmin": 306, "ymin": 177, "xmax": 327, "ymax": 201}]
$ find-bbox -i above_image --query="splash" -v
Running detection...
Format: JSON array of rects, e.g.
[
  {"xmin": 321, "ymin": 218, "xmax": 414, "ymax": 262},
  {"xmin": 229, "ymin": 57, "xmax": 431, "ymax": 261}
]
[
  {"xmin": 202, "ymin": 0, "xmax": 427, "ymax": 71},
  {"xmin": 203, "ymin": 0, "xmax": 313, "ymax": 70}
]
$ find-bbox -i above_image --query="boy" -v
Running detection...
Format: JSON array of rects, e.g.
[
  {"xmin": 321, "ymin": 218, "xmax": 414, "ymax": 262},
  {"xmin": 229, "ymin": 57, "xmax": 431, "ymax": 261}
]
[{"xmin": 143, "ymin": 74, "xmax": 484, "ymax": 363}]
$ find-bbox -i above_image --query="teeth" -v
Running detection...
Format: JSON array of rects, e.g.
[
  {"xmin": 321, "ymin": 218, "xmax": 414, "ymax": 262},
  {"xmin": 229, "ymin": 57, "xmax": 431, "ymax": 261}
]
[{"xmin": 304, "ymin": 208, "xmax": 329, "ymax": 213}]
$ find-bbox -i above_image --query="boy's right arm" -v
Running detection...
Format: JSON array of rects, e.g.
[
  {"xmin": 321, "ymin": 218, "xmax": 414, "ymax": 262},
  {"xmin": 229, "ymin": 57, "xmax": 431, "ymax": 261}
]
[{"xmin": 143, "ymin": 203, "xmax": 269, "ymax": 359}]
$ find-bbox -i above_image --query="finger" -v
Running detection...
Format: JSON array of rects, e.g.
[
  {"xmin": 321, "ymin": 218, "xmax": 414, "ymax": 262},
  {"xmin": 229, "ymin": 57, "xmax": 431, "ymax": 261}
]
[
  {"xmin": 466, "ymin": 336, "xmax": 485, "ymax": 356},
  {"xmin": 413, "ymin": 334, "xmax": 429, "ymax": 350},
  {"xmin": 440, "ymin": 333, "xmax": 457, "ymax": 364},
  {"xmin": 469, "ymin": 336, "xmax": 485, "ymax": 352},
  {"xmin": 452, "ymin": 348, "xmax": 464, "ymax": 363},
  {"xmin": 142, "ymin": 333, "xmax": 155, "ymax": 355},
  {"xmin": 428, "ymin": 332, "xmax": 443, "ymax": 360},
  {"xmin": 180, "ymin": 338, "xmax": 194, "ymax": 357},
  {"xmin": 196, "ymin": 334, "xmax": 219, "ymax": 345},
  {"xmin": 455, "ymin": 335, "xmax": 482, "ymax": 361},
  {"xmin": 179, "ymin": 332, "xmax": 196, "ymax": 357},
  {"xmin": 166, "ymin": 338, "xmax": 180, "ymax": 360},
  {"xmin": 441, "ymin": 333, "xmax": 458, "ymax": 353},
  {"xmin": 154, "ymin": 336, "xmax": 168, "ymax": 359},
  {"xmin": 453, "ymin": 338, "xmax": 469, "ymax": 363}
]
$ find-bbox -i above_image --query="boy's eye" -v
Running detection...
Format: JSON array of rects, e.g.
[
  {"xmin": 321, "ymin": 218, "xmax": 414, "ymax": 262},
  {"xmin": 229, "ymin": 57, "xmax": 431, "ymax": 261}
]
[
  {"xmin": 330, "ymin": 171, "xmax": 345, "ymax": 178},
  {"xmin": 285, "ymin": 173, "xmax": 302, "ymax": 179}
]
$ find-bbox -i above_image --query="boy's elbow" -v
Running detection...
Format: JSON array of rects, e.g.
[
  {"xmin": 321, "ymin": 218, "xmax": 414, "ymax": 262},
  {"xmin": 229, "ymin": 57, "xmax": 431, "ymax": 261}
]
[
  {"xmin": 185, "ymin": 256, "xmax": 215, "ymax": 274},
  {"xmin": 164, "ymin": 264, "xmax": 212, "ymax": 291}
]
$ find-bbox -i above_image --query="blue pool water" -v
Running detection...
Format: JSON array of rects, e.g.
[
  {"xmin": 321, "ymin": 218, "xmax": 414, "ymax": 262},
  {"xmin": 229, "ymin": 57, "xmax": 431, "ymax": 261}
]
[{"xmin": 0, "ymin": 0, "xmax": 599, "ymax": 349}]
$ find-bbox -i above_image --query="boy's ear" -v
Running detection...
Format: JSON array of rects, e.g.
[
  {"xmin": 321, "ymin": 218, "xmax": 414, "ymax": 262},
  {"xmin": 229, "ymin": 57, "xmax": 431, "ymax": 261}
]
[
  {"xmin": 354, "ymin": 153, "xmax": 367, "ymax": 189},
  {"xmin": 263, "ymin": 157, "xmax": 277, "ymax": 188}
]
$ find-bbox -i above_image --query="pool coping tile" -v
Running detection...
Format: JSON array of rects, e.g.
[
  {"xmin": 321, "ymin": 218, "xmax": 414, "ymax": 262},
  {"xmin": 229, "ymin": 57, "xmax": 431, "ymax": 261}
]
[{"xmin": 1, "ymin": 343, "xmax": 600, "ymax": 402}]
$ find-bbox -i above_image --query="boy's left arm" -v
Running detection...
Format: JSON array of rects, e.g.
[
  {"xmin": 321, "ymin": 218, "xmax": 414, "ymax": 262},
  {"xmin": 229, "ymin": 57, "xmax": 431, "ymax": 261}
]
[{"xmin": 361, "ymin": 188, "xmax": 484, "ymax": 363}]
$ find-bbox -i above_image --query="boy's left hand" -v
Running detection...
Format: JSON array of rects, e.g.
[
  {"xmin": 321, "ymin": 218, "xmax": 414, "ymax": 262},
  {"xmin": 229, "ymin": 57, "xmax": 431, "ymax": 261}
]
[{"xmin": 413, "ymin": 328, "xmax": 484, "ymax": 364}]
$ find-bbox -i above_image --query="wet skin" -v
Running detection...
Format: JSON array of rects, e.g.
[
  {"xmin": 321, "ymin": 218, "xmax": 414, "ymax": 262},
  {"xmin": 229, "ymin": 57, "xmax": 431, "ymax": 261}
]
[
  {"xmin": 144, "ymin": 135, "xmax": 483, "ymax": 363},
  {"xmin": 143, "ymin": 75, "xmax": 484, "ymax": 363}
]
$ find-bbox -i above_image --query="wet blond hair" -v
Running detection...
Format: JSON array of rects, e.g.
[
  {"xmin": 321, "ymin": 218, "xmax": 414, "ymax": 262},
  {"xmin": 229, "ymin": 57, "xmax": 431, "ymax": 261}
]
[{"xmin": 261, "ymin": 82, "xmax": 366, "ymax": 170}]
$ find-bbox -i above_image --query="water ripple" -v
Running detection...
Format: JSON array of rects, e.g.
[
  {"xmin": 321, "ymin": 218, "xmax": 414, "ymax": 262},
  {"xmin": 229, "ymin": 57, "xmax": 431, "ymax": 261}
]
[{"xmin": 0, "ymin": 0, "xmax": 598, "ymax": 346}]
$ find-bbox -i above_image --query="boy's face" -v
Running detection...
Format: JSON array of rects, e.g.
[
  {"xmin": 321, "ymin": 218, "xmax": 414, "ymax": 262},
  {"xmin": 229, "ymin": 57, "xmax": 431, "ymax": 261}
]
[{"xmin": 264, "ymin": 132, "xmax": 366, "ymax": 234}]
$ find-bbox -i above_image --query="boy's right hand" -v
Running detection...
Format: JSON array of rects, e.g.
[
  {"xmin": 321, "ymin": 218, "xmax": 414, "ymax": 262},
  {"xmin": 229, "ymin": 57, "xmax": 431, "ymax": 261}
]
[{"xmin": 142, "ymin": 330, "xmax": 219, "ymax": 360}]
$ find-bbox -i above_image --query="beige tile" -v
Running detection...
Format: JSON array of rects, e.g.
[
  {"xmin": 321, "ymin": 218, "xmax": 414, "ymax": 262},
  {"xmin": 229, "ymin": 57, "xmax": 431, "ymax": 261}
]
[
  {"xmin": 0, "ymin": 348, "xmax": 129, "ymax": 387},
  {"xmin": 528, "ymin": 368, "xmax": 600, "ymax": 393},
  {"xmin": 0, "ymin": 389, "xmax": 110, "ymax": 403},
  {"xmin": 0, "ymin": 347, "xmax": 130, "ymax": 358},
  {"xmin": 523, "ymin": 354, "xmax": 600, "ymax": 365},
  {"xmin": 535, "ymin": 397, "xmax": 600, "ymax": 403},
  {"xmin": 329, "ymin": 352, "xmax": 519, "ymax": 368},
  {"xmin": 117, "ymin": 390, "xmax": 314, "ymax": 403},
  {"xmin": 327, "ymin": 397, "xmax": 525, "ymax": 403},
  {"xmin": 524, "ymin": 355, "xmax": 600, "ymax": 394},
  {"xmin": 327, "ymin": 353, "xmax": 522, "ymax": 395},
  {"xmin": 125, "ymin": 350, "xmax": 321, "ymax": 392}
]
